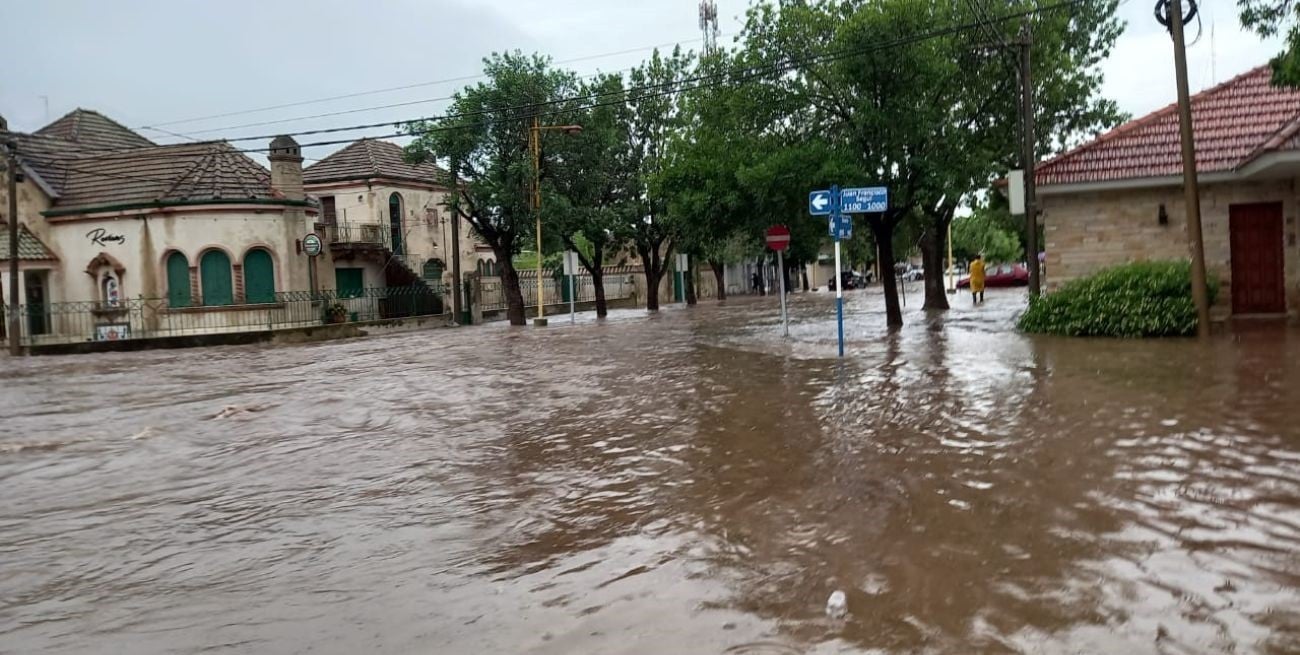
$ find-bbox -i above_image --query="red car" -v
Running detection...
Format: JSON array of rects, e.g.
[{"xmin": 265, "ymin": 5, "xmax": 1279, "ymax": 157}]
[{"xmin": 957, "ymin": 263, "xmax": 1030, "ymax": 288}]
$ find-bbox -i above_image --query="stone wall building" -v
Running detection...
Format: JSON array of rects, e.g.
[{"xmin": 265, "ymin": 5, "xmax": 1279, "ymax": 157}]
[{"xmin": 1039, "ymin": 66, "xmax": 1300, "ymax": 317}]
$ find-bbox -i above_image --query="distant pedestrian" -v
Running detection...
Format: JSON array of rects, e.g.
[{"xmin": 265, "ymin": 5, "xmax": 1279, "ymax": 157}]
[
  {"xmin": 751, "ymin": 272, "xmax": 762, "ymax": 294},
  {"xmin": 969, "ymin": 254, "xmax": 986, "ymax": 303}
]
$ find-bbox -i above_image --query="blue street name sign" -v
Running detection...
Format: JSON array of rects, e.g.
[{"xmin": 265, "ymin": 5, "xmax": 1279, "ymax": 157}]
[
  {"xmin": 809, "ymin": 190, "xmax": 833, "ymax": 216},
  {"xmin": 829, "ymin": 214, "xmax": 852, "ymax": 240},
  {"xmin": 840, "ymin": 186, "xmax": 888, "ymax": 214}
]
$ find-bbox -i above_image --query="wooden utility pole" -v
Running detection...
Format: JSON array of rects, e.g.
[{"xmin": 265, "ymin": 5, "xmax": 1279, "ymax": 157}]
[
  {"xmin": 1166, "ymin": 0, "xmax": 1212, "ymax": 337},
  {"xmin": 5, "ymin": 140, "xmax": 20, "ymax": 355},
  {"xmin": 1019, "ymin": 21, "xmax": 1041, "ymax": 297},
  {"xmin": 449, "ymin": 180, "xmax": 463, "ymax": 324}
]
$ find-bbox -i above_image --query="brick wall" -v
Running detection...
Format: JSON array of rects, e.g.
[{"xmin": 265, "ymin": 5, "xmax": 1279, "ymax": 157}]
[{"xmin": 1040, "ymin": 178, "xmax": 1300, "ymax": 314}]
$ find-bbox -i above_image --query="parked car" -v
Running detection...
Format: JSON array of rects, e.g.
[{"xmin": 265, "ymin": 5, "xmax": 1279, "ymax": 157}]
[
  {"xmin": 902, "ymin": 267, "xmax": 925, "ymax": 282},
  {"xmin": 957, "ymin": 263, "xmax": 1030, "ymax": 288},
  {"xmin": 826, "ymin": 271, "xmax": 866, "ymax": 291}
]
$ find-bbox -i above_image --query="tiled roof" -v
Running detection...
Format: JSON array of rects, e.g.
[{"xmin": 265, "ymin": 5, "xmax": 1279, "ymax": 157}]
[
  {"xmin": 1037, "ymin": 65, "xmax": 1300, "ymax": 186},
  {"xmin": 0, "ymin": 224, "xmax": 58, "ymax": 261},
  {"xmin": 33, "ymin": 109, "xmax": 155, "ymax": 151},
  {"xmin": 304, "ymin": 138, "xmax": 446, "ymax": 185},
  {"xmin": 3, "ymin": 110, "xmax": 285, "ymax": 212}
]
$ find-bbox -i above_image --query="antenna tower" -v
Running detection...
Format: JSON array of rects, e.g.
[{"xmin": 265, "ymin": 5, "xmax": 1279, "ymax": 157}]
[{"xmin": 699, "ymin": 0, "xmax": 719, "ymax": 55}]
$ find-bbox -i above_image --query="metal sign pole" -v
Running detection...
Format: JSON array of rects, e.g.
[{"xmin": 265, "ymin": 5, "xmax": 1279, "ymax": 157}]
[
  {"xmin": 569, "ymin": 272, "xmax": 576, "ymax": 323},
  {"xmin": 777, "ymin": 248, "xmax": 788, "ymax": 337},
  {"xmin": 832, "ymin": 184, "xmax": 844, "ymax": 358}
]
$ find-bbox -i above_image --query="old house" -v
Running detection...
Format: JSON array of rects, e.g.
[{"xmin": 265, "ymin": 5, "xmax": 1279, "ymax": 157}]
[
  {"xmin": 303, "ymin": 138, "xmax": 490, "ymax": 295},
  {"xmin": 1038, "ymin": 65, "xmax": 1300, "ymax": 317}
]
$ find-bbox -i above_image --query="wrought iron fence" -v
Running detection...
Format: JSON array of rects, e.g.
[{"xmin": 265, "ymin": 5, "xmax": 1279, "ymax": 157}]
[
  {"xmin": 12, "ymin": 284, "xmax": 448, "ymax": 347},
  {"xmin": 479, "ymin": 272, "xmax": 635, "ymax": 315}
]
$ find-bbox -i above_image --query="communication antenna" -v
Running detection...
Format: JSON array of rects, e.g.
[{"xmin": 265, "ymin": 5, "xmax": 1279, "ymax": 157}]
[{"xmin": 699, "ymin": 0, "xmax": 719, "ymax": 55}]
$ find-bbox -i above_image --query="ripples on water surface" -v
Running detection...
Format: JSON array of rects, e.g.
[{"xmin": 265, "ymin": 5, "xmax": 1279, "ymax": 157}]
[{"xmin": 1, "ymin": 289, "xmax": 1297, "ymax": 654}]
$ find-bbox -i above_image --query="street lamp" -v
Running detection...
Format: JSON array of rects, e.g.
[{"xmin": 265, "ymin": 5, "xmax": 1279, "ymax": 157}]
[{"xmin": 530, "ymin": 117, "xmax": 582, "ymax": 327}]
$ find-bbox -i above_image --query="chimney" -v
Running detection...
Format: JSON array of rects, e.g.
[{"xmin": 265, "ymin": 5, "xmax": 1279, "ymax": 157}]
[{"xmin": 268, "ymin": 135, "xmax": 304, "ymax": 200}]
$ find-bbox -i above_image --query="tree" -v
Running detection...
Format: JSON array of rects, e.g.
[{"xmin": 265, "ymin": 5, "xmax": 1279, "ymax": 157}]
[
  {"xmin": 952, "ymin": 208, "xmax": 1023, "ymax": 265},
  {"xmin": 1240, "ymin": 0, "xmax": 1300, "ymax": 86},
  {"xmin": 626, "ymin": 48, "xmax": 694, "ymax": 311},
  {"xmin": 547, "ymin": 73, "xmax": 636, "ymax": 317},
  {"xmin": 404, "ymin": 52, "xmax": 577, "ymax": 326}
]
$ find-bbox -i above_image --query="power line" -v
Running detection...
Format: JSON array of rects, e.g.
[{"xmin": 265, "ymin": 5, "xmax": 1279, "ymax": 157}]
[
  {"xmin": 138, "ymin": 34, "xmax": 725, "ymax": 132},
  {"xmin": 36, "ymin": 0, "xmax": 1090, "ymax": 162}
]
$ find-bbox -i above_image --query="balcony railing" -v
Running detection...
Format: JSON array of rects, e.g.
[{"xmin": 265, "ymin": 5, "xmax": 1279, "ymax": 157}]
[{"xmin": 319, "ymin": 222, "xmax": 390, "ymax": 249}]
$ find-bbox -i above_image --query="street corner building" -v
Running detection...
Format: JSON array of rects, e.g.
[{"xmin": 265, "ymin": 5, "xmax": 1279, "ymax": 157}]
[
  {"xmin": 1037, "ymin": 65, "xmax": 1300, "ymax": 318},
  {"xmin": 0, "ymin": 110, "xmax": 460, "ymax": 352}
]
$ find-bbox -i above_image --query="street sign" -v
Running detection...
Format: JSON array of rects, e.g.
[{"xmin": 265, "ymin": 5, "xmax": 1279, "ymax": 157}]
[
  {"xmin": 563, "ymin": 251, "xmax": 580, "ymax": 276},
  {"xmin": 302, "ymin": 233, "xmax": 322, "ymax": 257},
  {"xmin": 675, "ymin": 253, "xmax": 689, "ymax": 272},
  {"xmin": 829, "ymin": 214, "xmax": 852, "ymax": 240},
  {"xmin": 809, "ymin": 190, "xmax": 832, "ymax": 215},
  {"xmin": 840, "ymin": 187, "xmax": 888, "ymax": 214},
  {"xmin": 765, "ymin": 225, "xmax": 791, "ymax": 252}
]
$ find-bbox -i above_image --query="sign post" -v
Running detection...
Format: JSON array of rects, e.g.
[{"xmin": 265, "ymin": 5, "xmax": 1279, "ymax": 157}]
[
  {"xmin": 302, "ymin": 233, "xmax": 323, "ymax": 296},
  {"xmin": 563, "ymin": 251, "xmax": 579, "ymax": 323},
  {"xmin": 675, "ymin": 253, "xmax": 689, "ymax": 304},
  {"xmin": 766, "ymin": 225, "xmax": 791, "ymax": 337},
  {"xmin": 810, "ymin": 185, "xmax": 887, "ymax": 358}
]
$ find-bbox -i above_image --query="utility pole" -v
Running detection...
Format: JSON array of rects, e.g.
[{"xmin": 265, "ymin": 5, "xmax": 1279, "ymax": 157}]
[
  {"xmin": 5, "ymin": 139, "xmax": 20, "ymax": 355},
  {"xmin": 1164, "ymin": 0, "xmax": 1212, "ymax": 337},
  {"xmin": 448, "ymin": 159, "xmax": 463, "ymax": 325},
  {"xmin": 1018, "ymin": 21, "xmax": 1041, "ymax": 297}
]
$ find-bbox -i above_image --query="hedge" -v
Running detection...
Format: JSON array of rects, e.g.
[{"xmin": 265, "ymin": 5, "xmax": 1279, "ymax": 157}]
[{"xmin": 1018, "ymin": 260, "xmax": 1218, "ymax": 337}]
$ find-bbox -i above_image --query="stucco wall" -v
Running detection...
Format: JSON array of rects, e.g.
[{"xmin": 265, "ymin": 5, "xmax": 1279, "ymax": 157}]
[
  {"xmin": 1040, "ymin": 178, "xmax": 1300, "ymax": 313},
  {"xmin": 309, "ymin": 181, "xmax": 486, "ymax": 284},
  {"xmin": 41, "ymin": 208, "xmax": 312, "ymax": 303}
]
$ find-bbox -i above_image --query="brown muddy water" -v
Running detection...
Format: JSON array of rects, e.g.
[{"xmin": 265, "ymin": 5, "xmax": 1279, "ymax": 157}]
[{"xmin": 1, "ymin": 287, "xmax": 1298, "ymax": 654}]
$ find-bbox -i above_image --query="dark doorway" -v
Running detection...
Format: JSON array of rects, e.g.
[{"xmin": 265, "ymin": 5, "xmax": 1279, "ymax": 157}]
[
  {"xmin": 24, "ymin": 271, "xmax": 48, "ymax": 336},
  {"xmin": 1229, "ymin": 202, "xmax": 1286, "ymax": 315}
]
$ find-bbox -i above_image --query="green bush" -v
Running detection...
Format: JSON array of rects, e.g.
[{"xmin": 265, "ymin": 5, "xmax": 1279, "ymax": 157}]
[{"xmin": 1018, "ymin": 260, "xmax": 1217, "ymax": 337}]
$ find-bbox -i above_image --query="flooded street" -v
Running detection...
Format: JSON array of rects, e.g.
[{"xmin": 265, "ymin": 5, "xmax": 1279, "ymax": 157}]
[{"xmin": 2, "ymin": 288, "xmax": 1298, "ymax": 654}]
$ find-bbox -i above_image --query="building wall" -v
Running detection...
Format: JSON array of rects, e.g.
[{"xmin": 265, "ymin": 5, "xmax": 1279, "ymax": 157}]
[
  {"xmin": 308, "ymin": 181, "xmax": 486, "ymax": 286},
  {"xmin": 1041, "ymin": 178, "xmax": 1300, "ymax": 313},
  {"xmin": 40, "ymin": 207, "xmax": 312, "ymax": 303}
]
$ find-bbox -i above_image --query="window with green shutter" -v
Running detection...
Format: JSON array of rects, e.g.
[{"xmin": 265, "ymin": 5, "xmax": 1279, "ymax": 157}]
[
  {"xmin": 166, "ymin": 251, "xmax": 192, "ymax": 308},
  {"xmin": 243, "ymin": 249, "xmax": 276, "ymax": 304},
  {"xmin": 200, "ymin": 250, "xmax": 233, "ymax": 306}
]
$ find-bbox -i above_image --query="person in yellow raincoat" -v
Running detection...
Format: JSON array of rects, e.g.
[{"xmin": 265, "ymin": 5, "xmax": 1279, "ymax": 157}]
[{"xmin": 969, "ymin": 254, "xmax": 986, "ymax": 304}]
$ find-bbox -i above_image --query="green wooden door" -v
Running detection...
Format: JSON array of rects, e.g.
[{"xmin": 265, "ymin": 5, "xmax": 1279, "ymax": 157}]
[
  {"xmin": 200, "ymin": 250, "xmax": 233, "ymax": 306},
  {"xmin": 166, "ymin": 252, "xmax": 191, "ymax": 307},
  {"xmin": 335, "ymin": 268, "xmax": 364, "ymax": 298},
  {"xmin": 243, "ymin": 249, "xmax": 276, "ymax": 304}
]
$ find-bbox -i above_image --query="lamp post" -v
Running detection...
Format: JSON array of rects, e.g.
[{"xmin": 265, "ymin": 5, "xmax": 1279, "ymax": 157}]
[{"xmin": 529, "ymin": 117, "xmax": 582, "ymax": 327}]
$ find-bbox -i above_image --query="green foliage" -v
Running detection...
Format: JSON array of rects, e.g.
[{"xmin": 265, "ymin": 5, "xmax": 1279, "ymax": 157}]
[
  {"xmin": 952, "ymin": 210, "xmax": 1023, "ymax": 264},
  {"xmin": 1239, "ymin": 0, "xmax": 1300, "ymax": 86},
  {"xmin": 1018, "ymin": 260, "xmax": 1219, "ymax": 337}
]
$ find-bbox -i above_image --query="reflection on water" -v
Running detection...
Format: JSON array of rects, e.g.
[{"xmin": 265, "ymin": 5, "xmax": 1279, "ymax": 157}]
[{"xmin": 1, "ymin": 288, "xmax": 1297, "ymax": 654}]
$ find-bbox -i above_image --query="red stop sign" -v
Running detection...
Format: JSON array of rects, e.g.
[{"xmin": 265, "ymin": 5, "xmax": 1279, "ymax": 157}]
[{"xmin": 766, "ymin": 224, "xmax": 791, "ymax": 252}]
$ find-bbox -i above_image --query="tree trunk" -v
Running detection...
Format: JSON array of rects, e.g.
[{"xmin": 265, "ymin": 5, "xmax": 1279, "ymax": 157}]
[
  {"xmin": 801, "ymin": 264, "xmax": 810, "ymax": 292},
  {"xmin": 710, "ymin": 260, "xmax": 726, "ymax": 301},
  {"xmin": 495, "ymin": 248, "xmax": 527, "ymax": 326},
  {"xmin": 920, "ymin": 218, "xmax": 950, "ymax": 310},
  {"xmin": 869, "ymin": 218, "xmax": 903, "ymax": 328},
  {"xmin": 685, "ymin": 262, "xmax": 697, "ymax": 305},
  {"xmin": 645, "ymin": 265, "xmax": 660, "ymax": 311},
  {"xmin": 590, "ymin": 241, "xmax": 607, "ymax": 318},
  {"xmin": 756, "ymin": 259, "xmax": 766, "ymax": 296}
]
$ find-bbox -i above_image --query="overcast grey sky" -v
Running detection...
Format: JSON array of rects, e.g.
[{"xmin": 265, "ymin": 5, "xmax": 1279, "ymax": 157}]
[{"xmin": 0, "ymin": 0, "xmax": 1278, "ymax": 162}]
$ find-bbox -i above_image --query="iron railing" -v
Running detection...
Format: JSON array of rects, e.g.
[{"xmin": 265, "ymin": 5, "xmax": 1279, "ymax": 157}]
[
  {"xmin": 12, "ymin": 284, "xmax": 448, "ymax": 346},
  {"xmin": 480, "ymin": 272, "xmax": 635, "ymax": 314},
  {"xmin": 319, "ymin": 221, "xmax": 391, "ymax": 249}
]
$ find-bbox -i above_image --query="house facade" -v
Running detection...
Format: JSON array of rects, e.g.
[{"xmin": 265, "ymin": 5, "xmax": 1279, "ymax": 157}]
[
  {"xmin": 303, "ymin": 138, "xmax": 490, "ymax": 295},
  {"xmin": 1038, "ymin": 66, "xmax": 1300, "ymax": 317},
  {"xmin": 0, "ymin": 110, "xmax": 330, "ymax": 345}
]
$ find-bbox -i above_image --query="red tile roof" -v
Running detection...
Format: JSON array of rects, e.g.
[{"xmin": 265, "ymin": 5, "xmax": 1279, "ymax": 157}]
[{"xmin": 1037, "ymin": 65, "xmax": 1300, "ymax": 186}]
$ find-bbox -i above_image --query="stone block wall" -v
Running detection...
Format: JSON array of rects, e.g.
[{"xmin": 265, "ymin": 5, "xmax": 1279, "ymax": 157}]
[{"xmin": 1040, "ymin": 178, "xmax": 1300, "ymax": 314}]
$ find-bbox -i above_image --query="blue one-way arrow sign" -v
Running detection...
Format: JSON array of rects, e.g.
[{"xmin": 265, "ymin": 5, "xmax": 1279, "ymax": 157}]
[{"xmin": 809, "ymin": 190, "xmax": 832, "ymax": 216}]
